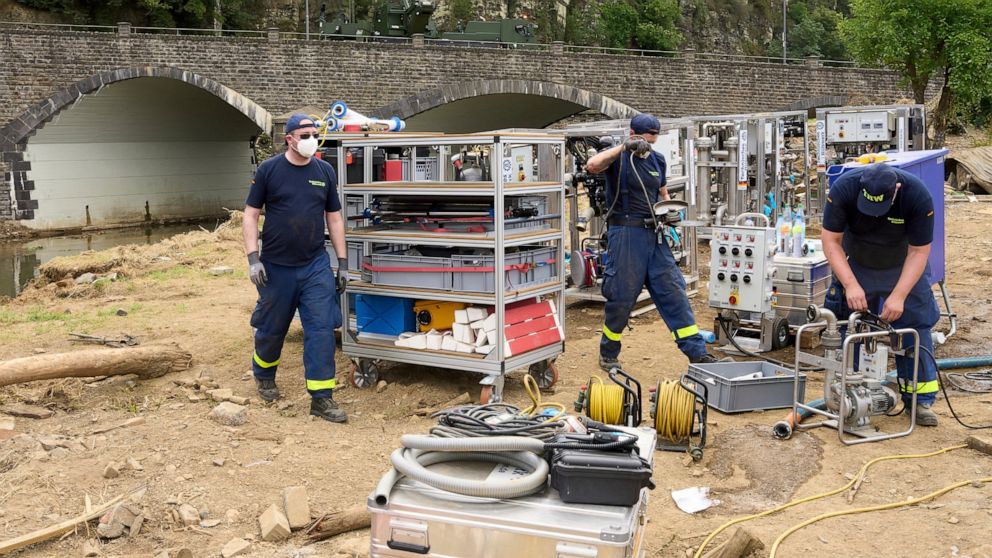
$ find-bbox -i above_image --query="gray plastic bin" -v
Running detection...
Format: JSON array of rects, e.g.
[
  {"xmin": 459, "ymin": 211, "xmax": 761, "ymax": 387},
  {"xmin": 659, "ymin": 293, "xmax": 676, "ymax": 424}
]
[
  {"xmin": 325, "ymin": 241, "xmax": 363, "ymax": 274},
  {"xmin": 686, "ymin": 361, "xmax": 806, "ymax": 413},
  {"xmin": 451, "ymin": 246, "xmax": 558, "ymax": 293},
  {"xmin": 365, "ymin": 253, "xmax": 452, "ymax": 290}
]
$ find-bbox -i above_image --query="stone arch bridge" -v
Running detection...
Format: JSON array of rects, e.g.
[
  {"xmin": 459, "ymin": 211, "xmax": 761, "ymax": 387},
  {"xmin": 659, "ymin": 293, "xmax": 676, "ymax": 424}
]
[{"xmin": 0, "ymin": 25, "xmax": 925, "ymax": 229}]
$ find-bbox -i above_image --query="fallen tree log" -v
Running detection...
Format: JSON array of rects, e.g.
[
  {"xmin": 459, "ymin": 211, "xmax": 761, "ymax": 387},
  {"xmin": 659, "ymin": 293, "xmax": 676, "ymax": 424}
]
[
  {"xmin": 0, "ymin": 344, "xmax": 192, "ymax": 387},
  {"xmin": 305, "ymin": 506, "xmax": 372, "ymax": 542}
]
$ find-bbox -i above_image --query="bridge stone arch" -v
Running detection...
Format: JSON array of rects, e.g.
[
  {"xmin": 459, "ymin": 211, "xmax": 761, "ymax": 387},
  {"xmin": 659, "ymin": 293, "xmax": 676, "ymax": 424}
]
[
  {"xmin": 2, "ymin": 67, "xmax": 272, "ymax": 227},
  {"xmin": 373, "ymin": 80, "xmax": 639, "ymax": 133},
  {"xmin": 1, "ymin": 66, "xmax": 271, "ymax": 150}
]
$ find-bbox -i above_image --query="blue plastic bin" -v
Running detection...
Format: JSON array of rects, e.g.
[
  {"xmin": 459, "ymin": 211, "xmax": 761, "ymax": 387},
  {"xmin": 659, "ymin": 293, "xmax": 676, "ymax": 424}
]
[
  {"xmin": 827, "ymin": 149, "xmax": 948, "ymax": 283},
  {"xmin": 356, "ymin": 295, "xmax": 415, "ymax": 336}
]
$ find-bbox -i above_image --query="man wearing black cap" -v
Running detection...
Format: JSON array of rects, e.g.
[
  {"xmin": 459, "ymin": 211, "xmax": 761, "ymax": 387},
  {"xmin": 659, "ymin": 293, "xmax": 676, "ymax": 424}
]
[
  {"xmin": 586, "ymin": 113, "xmax": 718, "ymax": 371},
  {"xmin": 242, "ymin": 114, "xmax": 349, "ymax": 423},
  {"xmin": 821, "ymin": 163, "xmax": 940, "ymax": 426}
]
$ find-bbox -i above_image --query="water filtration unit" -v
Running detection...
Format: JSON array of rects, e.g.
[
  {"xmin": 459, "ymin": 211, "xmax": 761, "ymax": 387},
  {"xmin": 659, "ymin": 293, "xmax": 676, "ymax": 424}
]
[
  {"xmin": 690, "ymin": 111, "xmax": 811, "ymax": 233},
  {"xmin": 562, "ymin": 118, "xmax": 700, "ymax": 314},
  {"xmin": 812, "ymin": 104, "xmax": 926, "ymax": 219}
]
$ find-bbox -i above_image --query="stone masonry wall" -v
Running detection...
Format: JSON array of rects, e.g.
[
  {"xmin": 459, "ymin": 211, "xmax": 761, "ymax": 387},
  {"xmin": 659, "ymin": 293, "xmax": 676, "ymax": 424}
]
[{"xmin": 0, "ymin": 28, "xmax": 931, "ymax": 220}]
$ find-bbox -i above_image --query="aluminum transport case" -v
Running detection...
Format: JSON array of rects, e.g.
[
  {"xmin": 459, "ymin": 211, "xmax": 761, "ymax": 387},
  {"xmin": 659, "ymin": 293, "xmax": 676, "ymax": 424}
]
[
  {"xmin": 368, "ymin": 427, "xmax": 656, "ymax": 558},
  {"xmin": 770, "ymin": 247, "xmax": 831, "ymax": 326}
]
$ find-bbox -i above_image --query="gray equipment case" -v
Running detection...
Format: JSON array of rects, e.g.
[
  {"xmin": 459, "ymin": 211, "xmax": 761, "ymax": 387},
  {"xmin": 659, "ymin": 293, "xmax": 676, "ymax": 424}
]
[
  {"xmin": 368, "ymin": 427, "xmax": 656, "ymax": 558},
  {"xmin": 771, "ymin": 249, "xmax": 831, "ymax": 326}
]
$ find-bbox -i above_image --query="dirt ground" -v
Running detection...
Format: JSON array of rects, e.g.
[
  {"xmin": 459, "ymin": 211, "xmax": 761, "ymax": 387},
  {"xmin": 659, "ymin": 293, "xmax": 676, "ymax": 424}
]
[{"xmin": 1, "ymin": 203, "xmax": 991, "ymax": 558}]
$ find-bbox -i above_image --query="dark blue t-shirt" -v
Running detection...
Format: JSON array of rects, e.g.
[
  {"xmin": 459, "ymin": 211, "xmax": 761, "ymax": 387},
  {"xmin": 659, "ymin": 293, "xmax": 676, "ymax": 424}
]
[
  {"xmin": 245, "ymin": 155, "xmax": 342, "ymax": 267},
  {"xmin": 822, "ymin": 166, "xmax": 933, "ymax": 270},
  {"xmin": 604, "ymin": 151, "xmax": 667, "ymax": 218}
]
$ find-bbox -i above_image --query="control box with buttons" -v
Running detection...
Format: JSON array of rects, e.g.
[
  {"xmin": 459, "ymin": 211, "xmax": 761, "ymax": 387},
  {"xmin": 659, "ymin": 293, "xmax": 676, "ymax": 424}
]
[
  {"xmin": 826, "ymin": 110, "xmax": 896, "ymax": 143},
  {"xmin": 708, "ymin": 225, "xmax": 776, "ymax": 314}
]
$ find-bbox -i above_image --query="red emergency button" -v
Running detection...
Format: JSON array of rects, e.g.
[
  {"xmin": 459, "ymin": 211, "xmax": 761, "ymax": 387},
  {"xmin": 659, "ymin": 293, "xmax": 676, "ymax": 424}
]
[{"xmin": 729, "ymin": 294, "xmax": 738, "ymax": 305}]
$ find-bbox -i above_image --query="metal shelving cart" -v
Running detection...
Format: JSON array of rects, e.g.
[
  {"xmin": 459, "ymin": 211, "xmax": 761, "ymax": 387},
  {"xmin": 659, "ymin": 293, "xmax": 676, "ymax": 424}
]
[{"xmin": 326, "ymin": 132, "xmax": 567, "ymax": 403}]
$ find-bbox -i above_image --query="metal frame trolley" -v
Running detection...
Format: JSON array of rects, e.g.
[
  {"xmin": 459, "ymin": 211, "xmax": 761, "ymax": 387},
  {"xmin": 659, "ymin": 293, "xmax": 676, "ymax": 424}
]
[{"xmin": 327, "ymin": 132, "xmax": 567, "ymax": 403}]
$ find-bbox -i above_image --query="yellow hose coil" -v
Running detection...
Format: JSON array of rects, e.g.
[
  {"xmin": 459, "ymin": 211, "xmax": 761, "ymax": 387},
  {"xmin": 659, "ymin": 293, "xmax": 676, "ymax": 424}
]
[
  {"xmin": 693, "ymin": 444, "xmax": 969, "ymax": 558},
  {"xmin": 654, "ymin": 379, "xmax": 696, "ymax": 443}
]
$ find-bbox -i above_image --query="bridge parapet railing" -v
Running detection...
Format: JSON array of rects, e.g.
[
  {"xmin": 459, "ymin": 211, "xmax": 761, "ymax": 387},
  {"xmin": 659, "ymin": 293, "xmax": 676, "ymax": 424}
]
[{"xmin": 0, "ymin": 20, "xmax": 861, "ymax": 68}]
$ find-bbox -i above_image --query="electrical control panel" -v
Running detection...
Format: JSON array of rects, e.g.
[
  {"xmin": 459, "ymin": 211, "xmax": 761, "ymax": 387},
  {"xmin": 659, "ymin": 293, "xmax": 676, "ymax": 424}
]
[
  {"xmin": 652, "ymin": 129, "xmax": 682, "ymax": 176},
  {"xmin": 826, "ymin": 111, "xmax": 896, "ymax": 143},
  {"xmin": 708, "ymin": 225, "xmax": 776, "ymax": 313}
]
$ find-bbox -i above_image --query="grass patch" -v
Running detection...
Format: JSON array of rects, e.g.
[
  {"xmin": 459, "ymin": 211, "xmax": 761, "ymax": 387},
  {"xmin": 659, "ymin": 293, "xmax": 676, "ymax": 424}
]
[{"xmin": 147, "ymin": 266, "xmax": 194, "ymax": 282}]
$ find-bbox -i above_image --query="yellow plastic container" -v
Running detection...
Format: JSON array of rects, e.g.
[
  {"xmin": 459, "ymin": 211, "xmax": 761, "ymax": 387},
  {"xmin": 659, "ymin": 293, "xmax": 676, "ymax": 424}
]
[{"xmin": 413, "ymin": 300, "xmax": 467, "ymax": 332}]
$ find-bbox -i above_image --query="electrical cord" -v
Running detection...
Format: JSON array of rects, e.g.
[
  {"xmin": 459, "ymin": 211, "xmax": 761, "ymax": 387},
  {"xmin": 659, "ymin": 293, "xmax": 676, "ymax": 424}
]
[
  {"xmin": 654, "ymin": 379, "xmax": 695, "ymax": 443},
  {"xmin": 920, "ymin": 346, "xmax": 992, "ymax": 430},
  {"xmin": 944, "ymin": 370, "xmax": 992, "ymax": 393},
  {"xmin": 693, "ymin": 444, "xmax": 968, "ymax": 558},
  {"xmin": 522, "ymin": 374, "xmax": 566, "ymax": 422},
  {"xmin": 769, "ymin": 475, "xmax": 992, "ymax": 557},
  {"xmin": 430, "ymin": 403, "xmax": 563, "ymax": 441},
  {"xmin": 716, "ymin": 316, "xmax": 823, "ymax": 372},
  {"xmin": 587, "ymin": 376, "xmax": 626, "ymax": 425}
]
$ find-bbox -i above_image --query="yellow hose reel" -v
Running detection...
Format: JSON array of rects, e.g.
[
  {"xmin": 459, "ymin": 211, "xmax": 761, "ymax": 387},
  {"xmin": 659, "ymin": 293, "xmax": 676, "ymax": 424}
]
[{"xmin": 575, "ymin": 368, "xmax": 708, "ymax": 461}]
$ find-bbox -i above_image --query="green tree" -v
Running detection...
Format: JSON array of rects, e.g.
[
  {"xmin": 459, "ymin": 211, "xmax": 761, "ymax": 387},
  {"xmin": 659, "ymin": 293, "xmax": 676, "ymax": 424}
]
[
  {"xmin": 449, "ymin": 0, "xmax": 474, "ymax": 30},
  {"xmin": 841, "ymin": 0, "xmax": 992, "ymax": 146},
  {"xmin": 597, "ymin": 0, "xmax": 637, "ymax": 49},
  {"xmin": 633, "ymin": 0, "xmax": 680, "ymax": 51},
  {"xmin": 768, "ymin": 3, "xmax": 847, "ymax": 60},
  {"xmin": 563, "ymin": 0, "xmax": 598, "ymax": 46}
]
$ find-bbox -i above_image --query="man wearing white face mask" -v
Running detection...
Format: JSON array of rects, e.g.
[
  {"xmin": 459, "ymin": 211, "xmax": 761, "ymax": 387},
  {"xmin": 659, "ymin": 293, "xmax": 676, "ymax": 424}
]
[{"xmin": 243, "ymin": 114, "xmax": 348, "ymax": 423}]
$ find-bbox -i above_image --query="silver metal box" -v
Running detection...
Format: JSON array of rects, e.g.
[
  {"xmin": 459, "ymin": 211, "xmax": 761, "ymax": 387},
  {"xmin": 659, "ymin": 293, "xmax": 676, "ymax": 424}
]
[
  {"xmin": 771, "ymin": 250, "xmax": 831, "ymax": 326},
  {"xmin": 369, "ymin": 428, "xmax": 656, "ymax": 558}
]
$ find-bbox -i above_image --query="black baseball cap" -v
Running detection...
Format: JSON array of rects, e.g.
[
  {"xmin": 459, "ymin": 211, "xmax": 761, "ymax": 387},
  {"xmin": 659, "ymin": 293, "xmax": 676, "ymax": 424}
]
[{"xmin": 856, "ymin": 164, "xmax": 898, "ymax": 217}]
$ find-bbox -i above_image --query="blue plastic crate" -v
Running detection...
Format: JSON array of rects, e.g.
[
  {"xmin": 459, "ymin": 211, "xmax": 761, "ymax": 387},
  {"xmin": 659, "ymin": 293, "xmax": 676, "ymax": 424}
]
[{"xmin": 356, "ymin": 295, "xmax": 416, "ymax": 336}]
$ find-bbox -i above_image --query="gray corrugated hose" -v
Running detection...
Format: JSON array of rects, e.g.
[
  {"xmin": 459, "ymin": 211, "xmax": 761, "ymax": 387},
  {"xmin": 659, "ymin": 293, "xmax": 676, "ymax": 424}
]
[{"xmin": 373, "ymin": 435, "xmax": 549, "ymax": 505}]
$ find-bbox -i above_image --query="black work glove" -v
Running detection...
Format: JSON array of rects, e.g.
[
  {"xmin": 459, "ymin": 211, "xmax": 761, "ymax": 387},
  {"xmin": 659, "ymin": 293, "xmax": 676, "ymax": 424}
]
[
  {"xmin": 247, "ymin": 251, "xmax": 267, "ymax": 287},
  {"xmin": 336, "ymin": 258, "xmax": 348, "ymax": 295},
  {"xmin": 623, "ymin": 136, "xmax": 652, "ymax": 158}
]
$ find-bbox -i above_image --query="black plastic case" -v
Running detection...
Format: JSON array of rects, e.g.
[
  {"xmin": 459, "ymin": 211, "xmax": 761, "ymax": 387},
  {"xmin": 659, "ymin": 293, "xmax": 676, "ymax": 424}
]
[{"xmin": 549, "ymin": 447, "xmax": 655, "ymax": 506}]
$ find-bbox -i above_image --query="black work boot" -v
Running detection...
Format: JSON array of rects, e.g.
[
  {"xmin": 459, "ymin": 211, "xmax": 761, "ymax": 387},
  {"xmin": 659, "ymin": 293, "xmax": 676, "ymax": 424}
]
[
  {"xmin": 310, "ymin": 394, "xmax": 347, "ymax": 423},
  {"xmin": 599, "ymin": 355, "xmax": 621, "ymax": 372},
  {"xmin": 689, "ymin": 353, "xmax": 720, "ymax": 364},
  {"xmin": 254, "ymin": 377, "xmax": 281, "ymax": 402}
]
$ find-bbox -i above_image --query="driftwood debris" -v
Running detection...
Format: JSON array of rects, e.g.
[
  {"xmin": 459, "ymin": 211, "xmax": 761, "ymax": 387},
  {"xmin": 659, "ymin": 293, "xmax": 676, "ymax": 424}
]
[
  {"xmin": 0, "ymin": 344, "xmax": 191, "ymax": 388},
  {"xmin": 0, "ymin": 492, "xmax": 130, "ymax": 554},
  {"xmin": 305, "ymin": 506, "xmax": 372, "ymax": 542}
]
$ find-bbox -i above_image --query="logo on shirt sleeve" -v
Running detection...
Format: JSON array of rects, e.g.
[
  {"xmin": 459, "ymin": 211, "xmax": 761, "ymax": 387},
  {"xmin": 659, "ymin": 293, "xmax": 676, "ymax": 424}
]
[{"xmin": 927, "ymin": 210, "xmax": 934, "ymax": 217}]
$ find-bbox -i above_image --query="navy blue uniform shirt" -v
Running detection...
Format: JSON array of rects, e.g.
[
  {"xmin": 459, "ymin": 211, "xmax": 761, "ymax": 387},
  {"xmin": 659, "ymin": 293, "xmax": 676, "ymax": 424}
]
[
  {"xmin": 822, "ymin": 166, "xmax": 934, "ymax": 270},
  {"xmin": 605, "ymin": 151, "xmax": 667, "ymax": 218},
  {"xmin": 246, "ymin": 155, "xmax": 342, "ymax": 267}
]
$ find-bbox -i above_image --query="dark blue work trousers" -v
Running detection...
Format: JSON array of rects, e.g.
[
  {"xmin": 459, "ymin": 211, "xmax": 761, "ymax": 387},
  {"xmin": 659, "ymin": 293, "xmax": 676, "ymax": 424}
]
[
  {"xmin": 824, "ymin": 260, "xmax": 940, "ymax": 405},
  {"xmin": 250, "ymin": 250, "xmax": 341, "ymax": 398},
  {"xmin": 600, "ymin": 224, "xmax": 707, "ymax": 360}
]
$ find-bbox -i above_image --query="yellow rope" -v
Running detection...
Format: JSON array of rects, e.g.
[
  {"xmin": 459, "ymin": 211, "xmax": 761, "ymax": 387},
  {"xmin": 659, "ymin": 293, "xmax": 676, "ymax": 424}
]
[
  {"xmin": 588, "ymin": 376, "xmax": 626, "ymax": 425},
  {"xmin": 522, "ymin": 374, "xmax": 565, "ymax": 423},
  {"xmin": 655, "ymin": 379, "xmax": 696, "ymax": 443},
  {"xmin": 770, "ymin": 476, "xmax": 992, "ymax": 557},
  {"xmin": 693, "ymin": 444, "xmax": 969, "ymax": 558}
]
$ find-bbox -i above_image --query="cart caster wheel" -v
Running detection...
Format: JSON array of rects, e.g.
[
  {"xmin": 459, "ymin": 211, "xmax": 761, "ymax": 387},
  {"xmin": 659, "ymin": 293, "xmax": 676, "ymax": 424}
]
[
  {"xmin": 689, "ymin": 447, "xmax": 704, "ymax": 462},
  {"xmin": 479, "ymin": 385, "xmax": 496, "ymax": 404},
  {"xmin": 349, "ymin": 359, "xmax": 379, "ymax": 389},
  {"xmin": 771, "ymin": 317, "xmax": 791, "ymax": 350},
  {"xmin": 527, "ymin": 360, "xmax": 559, "ymax": 391}
]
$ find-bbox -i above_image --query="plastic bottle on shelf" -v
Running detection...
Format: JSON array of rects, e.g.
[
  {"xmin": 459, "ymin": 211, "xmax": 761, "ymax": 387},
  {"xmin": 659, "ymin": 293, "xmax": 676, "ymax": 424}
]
[
  {"xmin": 792, "ymin": 205, "xmax": 806, "ymax": 258},
  {"xmin": 777, "ymin": 206, "xmax": 793, "ymax": 254}
]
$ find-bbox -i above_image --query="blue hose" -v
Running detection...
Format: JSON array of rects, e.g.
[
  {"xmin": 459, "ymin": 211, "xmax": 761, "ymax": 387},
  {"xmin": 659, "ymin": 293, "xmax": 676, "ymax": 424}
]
[{"xmin": 933, "ymin": 355, "xmax": 992, "ymax": 370}]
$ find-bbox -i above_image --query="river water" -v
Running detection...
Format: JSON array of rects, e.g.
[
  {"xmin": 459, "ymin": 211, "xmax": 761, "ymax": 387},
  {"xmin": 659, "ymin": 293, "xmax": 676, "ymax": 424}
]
[{"xmin": 0, "ymin": 220, "xmax": 220, "ymax": 299}]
